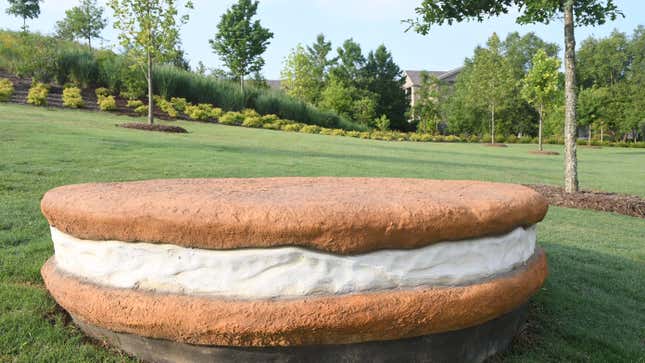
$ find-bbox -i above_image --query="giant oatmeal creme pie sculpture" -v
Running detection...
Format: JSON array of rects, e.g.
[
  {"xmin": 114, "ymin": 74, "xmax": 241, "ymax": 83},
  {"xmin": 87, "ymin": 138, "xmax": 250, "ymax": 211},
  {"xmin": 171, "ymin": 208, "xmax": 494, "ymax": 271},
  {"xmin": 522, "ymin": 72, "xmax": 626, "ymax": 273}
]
[{"xmin": 41, "ymin": 177, "xmax": 548, "ymax": 362}]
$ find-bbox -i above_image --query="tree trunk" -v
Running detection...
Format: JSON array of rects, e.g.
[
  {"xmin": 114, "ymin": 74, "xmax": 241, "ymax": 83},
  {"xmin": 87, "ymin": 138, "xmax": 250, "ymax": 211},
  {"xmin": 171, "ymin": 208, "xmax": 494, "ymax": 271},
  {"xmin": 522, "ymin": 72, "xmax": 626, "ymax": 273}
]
[
  {"xmin": 600, "ymin": 127, "xmax": 604, "ymax": 143},
  {"xmin": 538, "ymin": 104, "xmax": 543, "ymax": 151},
  {"xmin": 88, "ymin": 37, "xmax": 92, "ymax": 52},
  {"xmin": 588, "ymin": 125, "xmax": 592, "ymax": 146},
  {"xmin": 563, "ymin": 1, "xmax": 579, "ymax": 193},
  {"xmin": 147, "ymin": 51, "xmax": 154, "ymax": 125},
  {"xmin": 491, "ymin": 103, "xmax": 495, "ymax": 144},
  {"xmin": 240, "ymin": 76, "xmax": 245, "ymax": 93}
]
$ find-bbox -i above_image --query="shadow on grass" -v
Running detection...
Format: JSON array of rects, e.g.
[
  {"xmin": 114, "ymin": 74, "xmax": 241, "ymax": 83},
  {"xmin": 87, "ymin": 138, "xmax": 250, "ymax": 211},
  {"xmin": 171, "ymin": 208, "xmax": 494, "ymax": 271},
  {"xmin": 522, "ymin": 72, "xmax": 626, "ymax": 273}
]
[{"xmin": 493, "ymin": 243, "xmax": 644, "ymax": 362}]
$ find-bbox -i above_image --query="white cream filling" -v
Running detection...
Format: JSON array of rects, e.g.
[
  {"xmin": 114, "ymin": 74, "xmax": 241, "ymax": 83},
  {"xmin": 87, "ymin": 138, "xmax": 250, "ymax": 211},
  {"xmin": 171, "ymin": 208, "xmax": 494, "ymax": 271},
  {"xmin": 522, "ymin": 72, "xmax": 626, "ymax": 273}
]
[{"xmin": 51, "ymin": 225, "xmax": 536, "ymax": 299}]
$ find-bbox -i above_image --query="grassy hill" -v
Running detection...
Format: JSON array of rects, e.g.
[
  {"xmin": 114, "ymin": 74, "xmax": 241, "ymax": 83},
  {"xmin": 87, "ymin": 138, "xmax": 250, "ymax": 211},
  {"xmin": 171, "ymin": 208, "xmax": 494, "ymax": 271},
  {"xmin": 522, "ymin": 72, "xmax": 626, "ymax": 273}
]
[{"xmin": 0, "ymin": 103, "xmax": 643, "ymax": 362}]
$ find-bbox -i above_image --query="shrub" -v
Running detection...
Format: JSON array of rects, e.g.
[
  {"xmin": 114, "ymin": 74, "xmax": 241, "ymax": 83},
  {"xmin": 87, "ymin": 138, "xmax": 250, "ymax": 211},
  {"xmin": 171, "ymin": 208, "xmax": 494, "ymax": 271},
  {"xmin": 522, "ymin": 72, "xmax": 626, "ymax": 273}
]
[
  {"xmin": 127, "ymin": 99, "xmax": 144, "ymax": 108},
  {"xmin": 62, "ymin": 87, "xmax": 84, "ymax": 108},
  {"xmin": 26, "ymin": 82, "xmax": 48, "ymax": 106},
  {"xmin": 495, "ymin": 135, "xmax": 506, "ymax": 143},
  {"xmin": 468, "ymin": 135, "xmax": 480, "ymax": 143},
  {"xmin": 282, "ymin": 123, "xmax": 302, "ymax": 132},
  {"xmin": 262, "ymin": 122, "xmax": 283, "ymax": 130},
  {"xmin": 154, "ymin": 96, "xmax": 178, "ymax": 118},
  {"xmin": 518, "ymin": 136, "xmax": 532, "ymax": 144},
  {"xmin": 546, "ymin": 136, "xmax": 563, "ymax": 144},
  {"xmin": 120, "ymin": 90, "xmax": 140, "ymax": 100},
  {"xmin": 506, "ymin": 134, "xmax": 518, "ymax": 143},
  {"xmin": 170, "ymin": 97, "xmax": 188, "ymax": 112},
  {"xmin": 346, "ymin": 130, "xmax": 360, "ymax": 138},
  {"xmin": 95, "ymin": 87, "xmax": 111, "ymax": 98},
  {"xmin": 444, "ymin": 135, "xmax": 461, "ymax": 143},
  {"xmin": 242, "ymin": 116, "xmax": 263, "ymax": 128},
  {"xmin": 359, "ymin": 132, "xmax": 371, "ymax": 139},
  {"xmin": 371, "ymin": 131, "xmax": 394, "ymax": 141},
  {"xmin": 126, "ymin": 99, "xmax": 147, "ymax": 115},
  {"xmin": 481, "ymin": 134, "xmax": 492, "ymax": 143},
  {"xmin": 134, "ymin": 105, "xmax": 148, "ymax": 115},
  {"xmin": 261, "ymin": 114, "xmax": 280, "ymax": 124},
  {"xmin": 330, "ymin": 129, "xmax": 346, "ymax": 137},
  {"xmin": 0, "ymin": 78, "xmax": 14, "ymax": 101},
  {"xmin": 300, "ymin": 125, "xmax": 321, "ymax": 134},
  {"xmin": 242, "ymin": 108, "xmax": 260, "ymax": 118},
  {"xmin": 220, "ymin": 111, "xmax": 245, "ymax": 125},
  {"xmin": 184, "ymin": 103, "xmax": 213, "ymax": 121},
  {"xmin": 98, "ymin": 95, "xmax": 117, "ymax": 111},
  {"xmin": 392, "ymin": 131, "xmax": 408, "ymax": 141},
  {"xmin": 432, "ymin": 135, "xmax": 445, "ymax": 142},
  {"xmin": 319, "ymin": 128, "xmax": 334, "ymax": 135},
  {"xmin": 151, "ymin": 64, "xmax": 364, "ymax": 130},
  {"xmin": 210, "ymin": 107, "xmax": 224, "ymax": 120},
  {"xmin": 374, "ymin": 114, "xmax": 390, "ymax": 131}
]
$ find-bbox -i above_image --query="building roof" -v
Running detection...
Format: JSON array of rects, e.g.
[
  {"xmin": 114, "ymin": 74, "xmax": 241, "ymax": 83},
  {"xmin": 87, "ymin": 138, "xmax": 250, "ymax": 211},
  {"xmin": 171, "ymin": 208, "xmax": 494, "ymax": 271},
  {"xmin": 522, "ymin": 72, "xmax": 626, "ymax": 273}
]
[{"xmin": 404, "ymin": 68, "xmax": 463, "ymax": 86}]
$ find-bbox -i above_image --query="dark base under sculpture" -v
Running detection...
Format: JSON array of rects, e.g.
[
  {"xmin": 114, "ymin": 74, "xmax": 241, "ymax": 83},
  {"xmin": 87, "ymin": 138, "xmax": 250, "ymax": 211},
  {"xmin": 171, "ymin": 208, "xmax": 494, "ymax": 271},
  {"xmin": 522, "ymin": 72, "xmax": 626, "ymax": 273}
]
[{"xmin": 72, "ymin": 304, "xmax": 527, "ymax": 363}]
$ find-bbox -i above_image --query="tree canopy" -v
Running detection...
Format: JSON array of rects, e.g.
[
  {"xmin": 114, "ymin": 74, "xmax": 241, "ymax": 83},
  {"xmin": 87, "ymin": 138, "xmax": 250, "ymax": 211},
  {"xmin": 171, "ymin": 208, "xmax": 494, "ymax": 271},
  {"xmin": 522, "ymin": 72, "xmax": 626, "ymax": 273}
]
[
  {"xmin": 56, "ymin": 0, "xmax": 107, "ymax": 50},
  {"xmin": 6, "ymin": 0, "xmax": 42, "ymax": 31},
  {"xmin": 210, "ymin": 0, "xmax": 273, "ymax": 92}
]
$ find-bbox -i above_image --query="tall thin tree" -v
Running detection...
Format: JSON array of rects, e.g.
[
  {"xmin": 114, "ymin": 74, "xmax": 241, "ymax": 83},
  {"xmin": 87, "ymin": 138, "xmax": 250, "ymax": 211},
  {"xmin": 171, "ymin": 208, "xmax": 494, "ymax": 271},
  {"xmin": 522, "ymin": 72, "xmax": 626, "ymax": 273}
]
[
  {"xmin": 6, "ymin": 0, "xmax": 42, "ymax": 31},
  {"xmin": 108, "ymin": 0, "xmax": 192, "ymax": 125},
  {"xmin": 521, "ymin": 49, "xmax": 561, "ymax": 151},
  {"xmin": 210, "ymin": 0, "xmax": 273, "ymax": 93},
  {"xmin": 56, "ymin": 0, "xmax": 107, "ymax": 50}
]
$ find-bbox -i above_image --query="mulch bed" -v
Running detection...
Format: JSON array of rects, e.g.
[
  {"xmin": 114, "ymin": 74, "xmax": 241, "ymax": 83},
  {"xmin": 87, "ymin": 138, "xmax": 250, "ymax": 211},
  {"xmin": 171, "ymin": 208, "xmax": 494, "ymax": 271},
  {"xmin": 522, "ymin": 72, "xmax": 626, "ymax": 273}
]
[
  {"xmin": 526, "ymin": 184, "xmax": 645, "ymax": 219},
  {"xmin": 117, "ymin": 122, "xmax": 188, "ymax": 133},
  {"xmin": 529, "ymin": 150, "xmax": 560, "ymax": 156},
  {"xmin": 483, "ymin": 143, "xmax": 508, "ymax": 147}
]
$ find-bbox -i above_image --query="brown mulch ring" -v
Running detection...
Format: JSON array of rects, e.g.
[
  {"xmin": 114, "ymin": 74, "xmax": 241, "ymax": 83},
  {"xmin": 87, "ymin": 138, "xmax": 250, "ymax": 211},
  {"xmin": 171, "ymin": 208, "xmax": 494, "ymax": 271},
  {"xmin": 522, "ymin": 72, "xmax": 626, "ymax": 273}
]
[
  {"xmin": 117, "ymin": 122, "xmax": 188, "ymax": 133},
  {"xmin": 526, "ymin": 184, "xmax": 645, "ymax": 219},
  {"xmin": 483, "ymin": 143, "xmax": 508, "ymax": 147},
  {"xmin": 529, "ymin": 150, "xmax": 560, "ymax": 156}
]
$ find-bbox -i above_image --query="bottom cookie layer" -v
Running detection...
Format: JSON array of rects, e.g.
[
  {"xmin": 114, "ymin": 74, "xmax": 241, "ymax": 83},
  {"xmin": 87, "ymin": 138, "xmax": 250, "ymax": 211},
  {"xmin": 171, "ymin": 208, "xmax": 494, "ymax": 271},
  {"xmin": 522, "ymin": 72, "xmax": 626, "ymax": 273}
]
[
  {"xmin": 73, "ymin": 304, "xmax": 527, "ymax": 363},
  {"xmin": 42, "ymin": 250, "xmax": 547, "ymax": 347}
]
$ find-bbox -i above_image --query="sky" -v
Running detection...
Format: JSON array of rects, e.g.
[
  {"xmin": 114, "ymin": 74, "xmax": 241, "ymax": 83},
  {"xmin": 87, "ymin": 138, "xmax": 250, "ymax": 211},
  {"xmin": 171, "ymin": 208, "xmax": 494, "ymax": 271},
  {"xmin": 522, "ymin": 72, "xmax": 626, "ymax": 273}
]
[{"xmin": 0, "ymin": 0, "xmax": 643, "ymax": 79}]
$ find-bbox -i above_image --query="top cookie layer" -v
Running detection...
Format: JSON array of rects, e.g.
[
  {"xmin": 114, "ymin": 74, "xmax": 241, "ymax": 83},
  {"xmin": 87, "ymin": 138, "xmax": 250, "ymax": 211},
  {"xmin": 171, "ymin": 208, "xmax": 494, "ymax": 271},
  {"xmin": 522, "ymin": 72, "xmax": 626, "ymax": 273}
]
[{"xmin": 41, "ymin": 178, "xmax": 548, "ymax": 254}]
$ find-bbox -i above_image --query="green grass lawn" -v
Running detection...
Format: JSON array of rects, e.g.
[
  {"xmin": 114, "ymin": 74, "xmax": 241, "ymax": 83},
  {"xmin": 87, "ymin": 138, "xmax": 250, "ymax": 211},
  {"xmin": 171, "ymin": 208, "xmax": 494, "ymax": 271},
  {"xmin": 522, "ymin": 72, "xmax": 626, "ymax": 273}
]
[{"xmin": 1, "ymin": 103, "xmax": 644, "ymax": 362}]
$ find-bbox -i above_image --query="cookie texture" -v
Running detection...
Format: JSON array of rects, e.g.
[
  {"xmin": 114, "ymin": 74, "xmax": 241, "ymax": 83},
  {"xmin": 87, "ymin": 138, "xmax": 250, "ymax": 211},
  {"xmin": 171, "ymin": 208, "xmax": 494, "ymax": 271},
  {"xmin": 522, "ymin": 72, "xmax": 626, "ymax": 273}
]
[
  {"xmin": 41, "ymin": 178, "xmax": 548, "ymax": 254},
  {"xmin": 41, "ymin": 249, "xmax": 547, "ymax": 347}
]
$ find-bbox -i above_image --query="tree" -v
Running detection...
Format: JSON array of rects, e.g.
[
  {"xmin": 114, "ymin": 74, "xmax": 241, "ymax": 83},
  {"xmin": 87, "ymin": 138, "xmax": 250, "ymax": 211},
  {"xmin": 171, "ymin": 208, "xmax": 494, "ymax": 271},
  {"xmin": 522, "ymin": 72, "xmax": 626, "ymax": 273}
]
[
  {"xmin": 109, "ymin": 0, "xmax": 192, "ymax": 124},
  {"xmin": 306, "ymin": 34, "xmax": 336, "ymax": 85},
  {"xmin": 281, "ymin": 44, "xmax": 320, "ymax": 104},
  {"xmin": 502, "ymin": 32, "xmax": 559, "ymax": 79},
  {"xmin": 318, "ymin": 76, "xmax": 356, "ymax": 120},
  {"xmin": 55, "ymin": 0, "xmax": 107, "ymax": 50},
  {"xmin": 411, "ymin": 72, "xmax": 442, "ymax": 134},
  {"xmin": 407, "ymin": 0, "xmax": 623, "ymax": 193},
  {"xmin": 470, "ymin": 33, "xmax": 515, "ymax": 144},
  {"xmin": 6, "ymin": 0, "xmax": 41, "ymax": 31},
  {"xmin": 362, "ymin": 45, "xmax": 409, "ymax": 130},
  {"xmin": 330, "ymin": 39, "xmax": 365, "ymax": 85},
  {"xmin": 210, "ymin": 0, "xmax": 273, "ymax": 92},
  {"xmin": 577, "ymin": 30, "xmax": 629, "ymax": 88},
  {"xmin": 521, "ymin": 49, "xmax": 561, "ymax": 151},
  {"xmin": 578, "ymin": 86, "xmax": 610, "ymax": 144}
]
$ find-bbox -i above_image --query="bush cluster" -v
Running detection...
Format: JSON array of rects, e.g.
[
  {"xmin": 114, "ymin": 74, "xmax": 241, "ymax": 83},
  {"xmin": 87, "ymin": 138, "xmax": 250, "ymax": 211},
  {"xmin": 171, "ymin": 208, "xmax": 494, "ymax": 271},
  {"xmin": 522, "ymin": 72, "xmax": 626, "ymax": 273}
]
[
  {"xmin": 0, "ymin": 78, "xmax": 14, "ymax": 101},
  {"xmin": 26, "ymin": 82, "xmax": 48, "ymax": 106},
  {"xmin": 126, "ymin": 99, "xmax": 147, "ymax": 115},
  {"xmin": 62, "ymin": 87, "xmax": 84, "ymax": 108}
]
